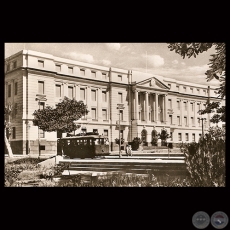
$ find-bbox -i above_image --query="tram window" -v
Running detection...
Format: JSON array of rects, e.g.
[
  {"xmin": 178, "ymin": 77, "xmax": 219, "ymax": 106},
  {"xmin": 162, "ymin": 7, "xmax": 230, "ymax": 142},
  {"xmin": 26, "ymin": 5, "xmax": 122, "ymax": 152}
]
[
  {"xmin": 67, "ymin": 140, "xmax": 70, "ymax": 145},
  {"xmin": 101, "ymin": 139, "xmax": 104, "ymax": 144},
  {"xmin": 84, "ymin": 139, "xmax": 87, "ymax": 145}
]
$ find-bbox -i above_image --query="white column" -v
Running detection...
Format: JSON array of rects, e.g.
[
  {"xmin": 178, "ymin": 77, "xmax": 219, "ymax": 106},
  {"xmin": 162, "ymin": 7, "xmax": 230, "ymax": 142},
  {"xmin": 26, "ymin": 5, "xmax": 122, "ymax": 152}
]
[
  {"xmin": 194, "ymin": 101, "xmax": 197, "ymax": 127},
  {"xmin": 145, "ymin": 92, "xmax": 149, "ymax": 122},
  {"xmin": 187, "ymin": 100, "xmax": 190, "ymax": 126},
  {"xmin": 153, "ymin": 94, "xmax": 156, "ymax": 122},
  {"xmin": 97, "ymin": 88, "xmax": 102, "ymax": 121},
  {"xmin": 135, "ymin": 90, "xmax": 139, "ymax": 120},
  {"xmin": 155, "ymin": 93, "xmax": 158, "ymax": 122},
  {"xmin": 180, "ymin": 99, "xmax": 183, "ymax": 126},
  {"xmin": 75, "ymin": 84, "xmax": 80, "ymax": 100},
  {"xmin": 164, "ymin": 94, "xmax": 168, "ymax": 123},
  {"xmin": 87, "ymin": 86, "xmax": 91, "ymax": 119}
]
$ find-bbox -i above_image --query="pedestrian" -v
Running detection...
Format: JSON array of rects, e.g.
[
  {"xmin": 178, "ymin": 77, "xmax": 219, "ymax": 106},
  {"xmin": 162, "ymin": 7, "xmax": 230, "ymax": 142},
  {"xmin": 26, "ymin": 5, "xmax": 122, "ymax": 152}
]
[
  {"xmin": 127, "ymin": 145, "xmax": 132, "ymax": 157},
  {"xmin": 126, "ymin": 144, "xmax": 129, "ymax": 157}
]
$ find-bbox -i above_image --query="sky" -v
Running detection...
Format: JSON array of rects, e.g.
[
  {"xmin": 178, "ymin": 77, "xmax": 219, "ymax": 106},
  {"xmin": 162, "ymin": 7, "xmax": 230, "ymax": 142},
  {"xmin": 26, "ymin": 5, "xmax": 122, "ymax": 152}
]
[{"xmin": 4, "ymin": 43, "xmax": 220, "ymax": 87}]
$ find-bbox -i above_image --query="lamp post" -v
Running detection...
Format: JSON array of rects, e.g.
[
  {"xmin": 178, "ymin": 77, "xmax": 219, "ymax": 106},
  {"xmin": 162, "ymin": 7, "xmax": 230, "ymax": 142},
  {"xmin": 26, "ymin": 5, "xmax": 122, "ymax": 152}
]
[
  {"xmin": 118, "ymin": 112, "xmax": 121, "ymax": 158},
  {"xmin": 35, "ymin": 94, "xmax": 47, "ymax": 157},
  {"xmin": 198, "ymin": 117, "xmax": 206, "ymax": 137}
]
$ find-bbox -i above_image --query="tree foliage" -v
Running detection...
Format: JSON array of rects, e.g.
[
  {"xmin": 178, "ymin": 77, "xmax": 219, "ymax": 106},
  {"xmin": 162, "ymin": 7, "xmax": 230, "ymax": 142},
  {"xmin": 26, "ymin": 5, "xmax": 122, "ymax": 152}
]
[
  {"xmin": 180, "ymin": 126, "xmax": 225, "ymax": 187},
  {"xmin": 167, "ymin": 43, "xmax": 225, "ymax": 123},
  {"xmin": 32, "ymin": 97, "xmax": 88, "ymax": 134}
]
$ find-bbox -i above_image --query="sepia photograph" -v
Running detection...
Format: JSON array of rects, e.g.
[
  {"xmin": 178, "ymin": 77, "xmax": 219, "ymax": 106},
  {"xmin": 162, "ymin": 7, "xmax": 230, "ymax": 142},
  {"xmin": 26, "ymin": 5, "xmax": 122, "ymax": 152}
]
[{"xmin": 4, "ymin": 43, "xmax": 226, "ymax": 187}]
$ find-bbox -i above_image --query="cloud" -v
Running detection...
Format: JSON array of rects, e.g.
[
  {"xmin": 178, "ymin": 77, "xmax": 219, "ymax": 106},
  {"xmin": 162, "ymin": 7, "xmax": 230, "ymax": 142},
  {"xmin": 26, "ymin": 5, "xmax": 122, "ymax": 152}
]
[
  {"xmin": 172, "ymin": 59, "xmax": 178, "ymax": 65},
  {"xmin": 143, "ymin": 54, "xmax": 164, "ymax": 67},
  {"xmin": 187, "ymin": 64, "xmax": 209, "ymax": 74},
  {"xmin": 105, "ymin": 43, "xmax": 121, "ymax": 51},
  {"xmin": 67, "ymin": 52, "xmax": 94, "ymax": 63},
  {"xmin": 181, "ymin": 62, "xmax": 186, "ymax": 65},
  {"xmin": 102, "ymin": 59, "xmax": 111, "ymax": 66}
]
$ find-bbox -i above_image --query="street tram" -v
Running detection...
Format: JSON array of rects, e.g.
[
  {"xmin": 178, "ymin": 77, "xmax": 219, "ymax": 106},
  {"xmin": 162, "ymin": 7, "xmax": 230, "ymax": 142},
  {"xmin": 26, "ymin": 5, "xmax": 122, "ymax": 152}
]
[{"xmin": 57, "ymin": 134, "xmax": 110, "ymax": 159}]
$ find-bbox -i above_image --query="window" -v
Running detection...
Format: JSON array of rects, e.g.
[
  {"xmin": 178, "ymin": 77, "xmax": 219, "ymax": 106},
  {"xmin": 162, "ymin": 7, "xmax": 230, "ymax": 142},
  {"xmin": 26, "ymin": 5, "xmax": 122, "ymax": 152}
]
[
  {"xmin": 191, "ymin": 117, "xmax": 194, "ymax": 125},
  {"xmin": 118, "ymin": 75, "xmax": 122, "ymax": 81},
  {"xmin": 197, "ymin": 103, "xmax": 200, "ymax": 111},
  {"xmin": 102, "ymin": 91, "xmax": 107, "ymax": 102},
  {"xmin": 55, "ymin": 64, "xmax": 61, "ymax": 72},
  {"xmin": 93, "ymin": 129, "xmax": 98, "ymax": 134},
  {"xmin": 120, "ymin": 130, "xmax": 124, "ymax": 139},
  {"xmin": 190, "ymin": 88, "xmax": 193, "ymax": 93},
  {"xmin": 14, "ymin": 103, "xmax": 18, "ymax": 116},
  {"xmin": 183, "ymin": 86, "xmax": 186, "ymax": 92},
  {"xmin": 184, "ymin": 116, "xmax": 187, "ymax": 125},
  {"xmin": 38, "ymin": 60, "xmax": 44, "ymax": 68},
  {"xmin": 80, "ymin": 69, "xmax": 85, "ymax": 76},
  {"xmin": 13, "ymin": 61, "xmax": 17, "ymax": 69},
  {"xmin": 38, "ymin": 81, "xmax": 44, "ymax": 94},
  {"xmin": 199, "ymin": 133, "xmax": 202, "ymax": 138},
  {"xmin": 169, "ymin": 115, "xmax": 172, "ymax": 124},
  {"xmin": 91, "ymin": 90, "xmax": 96, "ymax": 101},
  {"xmin": 56, "ymin": 85, "xmax": 61, "ymax": 97},
  {"xmin": 197, "ymin": 89, "xmax": 200, "ymax": 94},
  {"xmin": 138, "ymin": 94, "xmax": 140, "ymax": 105},
  {"xmin": 191, "ymin": 103, "xmax": 194, "ymax": 111},
  {"xmin": 8, "ymin": 84, "xmax": 11, "ymax": 97},
  {"xmin": 91, "ymin": 71, "xmax": 96, "ymax": 78},
  {"xmin": 68, "ymin": 86, "xmax": 73, "ymax": 99},
  {"xmin": 184, "ymin": 101, "xmax": 187, "ymax": 110},
  {"xmin": 12, "ymin": 127, "xmax": 16, "ymax": 139},
  {"xmin": 119, "ymin": 110, "xmax": 123, "ymax": 121},
  {"xmin": 80, "ymin": 88, "xmax": 85, "ymax": 100},
  {"xmin": 177, "ymin": 116, "xmax": 180, "ymax": 125},
  {"xmin": 102, "ymin": 73, "xmax": 107, "ymax": 80},
  {"xmin": 81, "ymin": 127, "xmax": 87, "ymax": 133},
  {"xmin": 91, "ymin": 108, "xmax": 96, "ymax": 119},
  {"xmin": 68, "ymin": 67, "xmax": 73, "ymax": 74},
  {"xmin": 168, "ymin": 99, "xmax": 172, "ymax": 109},
  {"xmin": 39, "ymin": 129, "xmax": 45, "ymax": 138},
  {"xmin": 118, "ymin": 93, "xmax": 122, "ymax": 103},
  {"xmin": 39, "ymin": 102, "xmax": 45, "ymax": 110},
  {"xmin": 192, "ymin": 133, "xmax": 195, "ymax": 142},
  {"xmin": 176, "ymin": 85, "xmax": 179, "ymax": 91},
  {"xmin": 104, "ymin": 129, "xmax": 108, "ymax": 137},
  {"xmin": 7, "ymin": 64, "xmax": 10, "ymax": 71},
  {"xmin": 102, "ymin": 109, "xmax": 107, "ymax": 120},
  {"xmin": 203, "ymin": 90, "xmax": 206, "ymax": 94},
  {"xmin": 185, "ymin": 133, "xmax": 189, "ymax": 141},
  {"xmin": 178, "ymin": 133, "xmax": 182, "ymax": 141},
  {"xmin": 177, "ymin": 101, "xmax": 180, "ymax": 109},
  {"xmin": 168, "ymin": 84, "xmax": 171, "ymax": 89},
  {"xmin": 14, "ymin": 82, "xmax": 18, "ymax": 95},
  {"xmin": 170, "ymin": 132, "xmax": 173, "ymax": 141}
]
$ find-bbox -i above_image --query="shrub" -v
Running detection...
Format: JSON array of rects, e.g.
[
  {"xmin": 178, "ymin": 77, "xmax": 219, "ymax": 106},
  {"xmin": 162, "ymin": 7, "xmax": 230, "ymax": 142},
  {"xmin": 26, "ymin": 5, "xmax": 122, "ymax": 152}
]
[
  {"xmin": 158, "ymin": 129, "xmax": 170, "ymax": 146},
  {"xmin": 180, "ymin": 126, "xmax": 225, "ymax": 187},
  {"xmin": 151, "ymin": 137, "xmax": 158, "ymax": 146},
  {"xmin": 115, "ymin": 138, "xmax": 125, "ymax": 145}
]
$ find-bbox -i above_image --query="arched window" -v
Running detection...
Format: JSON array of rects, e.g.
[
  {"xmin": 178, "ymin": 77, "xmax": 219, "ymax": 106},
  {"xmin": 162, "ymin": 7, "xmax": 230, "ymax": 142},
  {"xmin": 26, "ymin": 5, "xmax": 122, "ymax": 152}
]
[{"xmin": 141, "ymin": 129, "xmax": 147, "ymax": 146}]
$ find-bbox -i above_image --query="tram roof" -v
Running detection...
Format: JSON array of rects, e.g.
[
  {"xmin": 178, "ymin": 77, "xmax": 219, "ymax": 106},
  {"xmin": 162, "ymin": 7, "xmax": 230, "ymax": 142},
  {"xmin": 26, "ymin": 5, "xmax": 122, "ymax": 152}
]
[{"xmin": 60, "ymin": 135, "xmax": 105, "ymax": 139}]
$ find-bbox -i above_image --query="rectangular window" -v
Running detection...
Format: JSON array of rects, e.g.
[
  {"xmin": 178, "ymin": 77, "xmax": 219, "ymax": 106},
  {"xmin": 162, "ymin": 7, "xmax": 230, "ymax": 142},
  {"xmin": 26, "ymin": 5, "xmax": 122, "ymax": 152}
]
[
  {"xmin": 102, "ymin": 73, "xmax": 107, "ymax": 80},
  {"xmin": 93, "ymin": 129, "xmax": 98, "ymax": 134},
  {"xmin": 177, "ymin": 116, "xmax": 180, "ymax": 125},
  {"xmin": 14, "ymin": 103, "xmax": 18, "ymax": 116},
  {"xmin": 55, "ymin": 64, "xmax": 61, "ymax": 72},
  {"xmin": 168, "ymin": 84, "xmax": 171, "ymax": 89},
  {"xmin": 203, "ymin": 90, "xmax": 206, "ymax": 94},
  {"xmin": 102, "ymin": 91, "xmax": 107, "ymax": 102},
  {"xmin": 39, "ymin": 129, "xmax": 45, "ymax": 138},
  {"xmin": 192, "ymin": 133, "xmax": 195, "ymax": 142},
  {"xmin": 184, "ymin": 116, "xmax": 187, "ymax": 125},
  {"xmin": 12, "ymin": 127, "xmax": 16, "ymax": 139},
  {"xmin": 199, "ymin": 133, "xmax": 202, "ymax": 138},
  {"xmin": 68, "ymin": 86, "xmax": 73, "ymax": 99},
  {"xmin": 14, "ymin": 82, "xmax": 18, "ymax": 95},
  {"xmin": 56, "ymin": 85, "xmax": 61, "ymax": 97},
  {"xmin": 68, "ymin": 67, "xmax": 73, "ymax": 74},
  {"xmin": 91, "ymin": 108, "xmax": 96, "ymax": 119},
  {"xmin": 176, "ymin": 85, "xmax": 179, "ymax": 91},
  {"xmin": 183, "ymin": 86, "xmax": 186, "ymax": 92},
  {"xmin": 178, "ymin": 133, "xmax": 182, "ymax": 141},
  {"xmin": 190, "ymin": 88, "xmax": 193, "ymax": 93},
  {"xmin": 102, "ymin": 109, "xmax": 107, "ymax": 120},
  {"xmin": 104, "ymin": 129, "xmax": 108, "ymax": 137},
  {"xmin": 120, "ymin": 130, "xmax": 124, "ymax": 139},
  {"xmin": 91, "ymin": 90, "xmax": 96, "ymax": 101},
  {"xmin": 138, "ymin": 94, "xmax": 140, "ymax": 105},
  {"xmin": 38, "ymin": 81, "xmax": 44, "ymax": 94},
  {"xmin": 8, "ymin": 84, "xmax": 11, "ymax": 97},
  {"xmin": 118, "ymin": 75, "xmax": 122, "ymax": 81},
  {"xmin": 39, "ymin": 102, "xmax": 45, "ymax": 110},
  {"xmin": 119, "ymin": 110, "xmax": 123, "ymax": 121},
  {"xmin": 13, "ymin": 61, "xmax": 17, "ymax": 69},
  {"xmin": 80, "ymin": 88, "xmax": 85, "ymax": 100},
  {"xmin": 191, "ymin": 103, "xmax": 194, "ymax": 111},
  {"xmin": 191, "ymin": 117, "xmax": 194, "ymax": 125},
  {"xmin": 169, "ymin": 115, "xmax": 172, "ymax": 124},
  {"xmin": 38, "ymin": 60, "xmax": 44, "ymax": 68},
  {"xmin": 197, "ymin": 89, "xmax": 200, "ymax": 94},
  {"xmin": 184, "ymin": 101, "xmax": 187, "ymax": 110},
  {"xmin": 177, "ymin": 101, "xmax": 180, "ymax": 109},
  {"xmin": 91, "ymin": 71, "xmax": 96, "ymax": 78},
  {"xmin": 118, "ymin": 93, "xmax": 122, "ymax": 103},
  {"xmin": 168, "ymin": 99, "xmax": 172, "ymax": 109},
  {"xmin": 170, "ymin": 132, "xmax": 173, "ymax": 141},
  {"xmin": 185, "ymin": 133, "xmax": 189, "ymax": 141},
  {"xmin": 197, "ymin": 103, "xmax": 200, "ymax": 111},
  {"xmin": 7, "ymin": 64, "xmax": 10, "ymax": 71},
  {"xmin": 80, "ymin": 69, "xmax": 85, "ymax": 76}
]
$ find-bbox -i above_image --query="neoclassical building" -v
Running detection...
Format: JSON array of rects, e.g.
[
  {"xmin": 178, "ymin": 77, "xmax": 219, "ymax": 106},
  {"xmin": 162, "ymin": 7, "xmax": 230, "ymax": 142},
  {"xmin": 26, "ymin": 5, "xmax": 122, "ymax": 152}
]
[{"xmin": 4, "ymin": 50, "xmax": 225, "ymax": 155}]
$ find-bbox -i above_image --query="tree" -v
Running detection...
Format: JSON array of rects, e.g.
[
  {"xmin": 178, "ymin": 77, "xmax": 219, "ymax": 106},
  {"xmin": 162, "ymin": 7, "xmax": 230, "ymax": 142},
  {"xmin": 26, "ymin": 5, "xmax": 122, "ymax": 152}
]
[
  {"xmin": 158, "ymin": 128, "xmax": 170, "ymax": 146},
  {"xmin": 167, "ymin": 43, "xmax": 225, "ymax": 123},
  {"xmin": 32, "ymin": 97, "xmax": 88, "ymax": 135}
]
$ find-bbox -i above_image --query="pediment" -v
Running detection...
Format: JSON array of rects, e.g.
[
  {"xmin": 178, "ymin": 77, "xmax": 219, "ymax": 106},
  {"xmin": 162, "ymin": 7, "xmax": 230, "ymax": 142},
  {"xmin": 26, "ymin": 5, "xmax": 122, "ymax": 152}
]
[{"xmin": 136, "ymin": 77, "xmax": 169, "ymax": 90}]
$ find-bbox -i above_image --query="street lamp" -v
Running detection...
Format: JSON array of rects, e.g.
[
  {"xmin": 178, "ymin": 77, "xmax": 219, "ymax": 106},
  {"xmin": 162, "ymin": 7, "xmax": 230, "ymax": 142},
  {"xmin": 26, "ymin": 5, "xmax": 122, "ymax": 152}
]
[
  {"xmin": 118, "ymin": 112, "xmax": 122, "ymax": 158},
  {"xmin": 198, "ymin": 117, "xmax": 206, "ymax": 137}
]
